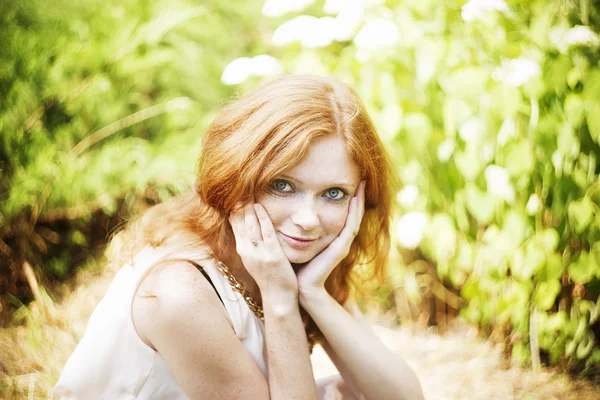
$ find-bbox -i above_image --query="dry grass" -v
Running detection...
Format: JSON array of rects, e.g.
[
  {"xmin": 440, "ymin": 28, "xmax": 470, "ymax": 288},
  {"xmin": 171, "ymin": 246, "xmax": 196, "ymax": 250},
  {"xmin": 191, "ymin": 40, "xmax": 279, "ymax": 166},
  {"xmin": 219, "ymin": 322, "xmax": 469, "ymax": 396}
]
[{"xmin": 2, "ymin": 263, "xmax": 600, "ymax": 400}]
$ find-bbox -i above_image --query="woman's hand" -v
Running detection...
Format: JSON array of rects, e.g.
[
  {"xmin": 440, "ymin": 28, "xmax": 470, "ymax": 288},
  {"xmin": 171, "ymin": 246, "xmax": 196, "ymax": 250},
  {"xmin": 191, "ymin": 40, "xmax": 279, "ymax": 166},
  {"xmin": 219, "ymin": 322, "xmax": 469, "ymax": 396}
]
[
  {"xmin": 296, "ymin": 181, "xmax": 365, "ymax": 299},
  {"xmin": 229, "ymin": 203, "xmax": 298, "ymax": 297}
]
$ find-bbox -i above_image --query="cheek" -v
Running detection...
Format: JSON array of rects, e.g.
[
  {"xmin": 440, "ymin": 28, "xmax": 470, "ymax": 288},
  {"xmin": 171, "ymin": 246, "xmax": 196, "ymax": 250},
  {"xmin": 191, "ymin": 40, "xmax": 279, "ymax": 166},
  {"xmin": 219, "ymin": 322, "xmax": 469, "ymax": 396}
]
[
  {"xmin": 255, "ymin": 193, "xmax": 287, "ymax": 226},
  {"xmin": 322, "ymin": 205, "xmax": 350, "ymax": 237}
]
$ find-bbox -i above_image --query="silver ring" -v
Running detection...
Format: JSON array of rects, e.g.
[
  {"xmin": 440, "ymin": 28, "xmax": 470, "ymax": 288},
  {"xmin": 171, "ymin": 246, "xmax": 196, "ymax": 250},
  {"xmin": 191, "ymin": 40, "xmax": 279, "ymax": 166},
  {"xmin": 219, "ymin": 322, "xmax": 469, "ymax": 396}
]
[{"xmin": 251, "ymin": 239, "xmax": 260, "ymax": 247}]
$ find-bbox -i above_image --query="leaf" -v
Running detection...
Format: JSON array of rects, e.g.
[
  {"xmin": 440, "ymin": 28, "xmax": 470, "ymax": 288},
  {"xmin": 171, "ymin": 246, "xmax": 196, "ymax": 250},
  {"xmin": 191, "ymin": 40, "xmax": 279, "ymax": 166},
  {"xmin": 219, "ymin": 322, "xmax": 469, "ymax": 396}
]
[
  {"xmin": 443, "ymin": 97, "xmax": 472, "ymax": 137},
  {"xmin": 512, "ymin": 245, "xmax": 546, "ymax": 280},
  {"xmin": 543, "ymin": 310, "xmax": 568, "ymax": 332},
  {"xmin": 455, "ymin": 144, "xmax": 482, "ymax": 181},
  {"xmin": 568, "ymin": 252, "xmax": 597, "ymax": 284},
  {"xmin": 564, "ymin": 94, "xmax": 585, "ymax": 127},
  {"xmin": 541, "ymin": 253, "xmax": 565, "ymax": 281},
  {"xmin": 424, "ymin": 213, "xmax": 457, "ymax": 264},
  {"xmin": 505, "ymin": 140, "xmax": 534, "ymax": 177},
  {"xmin": 568, "ymin": 196, "xmax": 595, "ymax": 234},
  {"xmin": 489, "ymin": 84, "xmax": 521, "ymax": 118},
  {"xmin": 557, "ymin": 122, "xmax": 580, "ymax": 156},
  {"xmin": 534, "ymin": 279, "xmax": 561, "ymax": 311},
  {"xmin": 454, "ymin": 190, "xmax": 470, "ymax": 233},
  {"xmin": 543, "ymin": 55, "xmax": 572, "ymax": 94},
  {"xmin": 440, "ymin": 67, "xmax": 490, "ymax": 102},
  {"xmin": 583, "ymin": 70, "xmax": 600, "ymax": 103},
  {"xmin": 577, "ymin": 331, "xmax": 595, "ymax": 359},
  {"xmin": 586, "ymin": 101, "xmax": 600, "ymax": 144},
  {"xmin": 403, "ymin": 112, "xmax": 432, "ymax": 152},
  {"xmin": 531, "ymin": 229, "xmax": 559, "ymax": 252},
  {"xmin": 415, "ymin": 38, "xmax": 445, "ymax": 85},
  {"xmin": 511, "ymin": 342, "xmax": 530, "ymax": 366},
  {"xmin": 464, "ymin": 183, "xmax": 496, "ymax": 224},
  {"xmin": 454, "ymin": 238, "xmax": 474, "ymax": 273},
  {"xmin": 378, "ymin": 104, "xmax": 403, "ymax": 141},
  {"xmin": 502, "ymin": 211, "xmax": 529, "ymax": 249},
  {"xmin": 592, "ymin": 241, "xmax": 600, "ymax": 266}
]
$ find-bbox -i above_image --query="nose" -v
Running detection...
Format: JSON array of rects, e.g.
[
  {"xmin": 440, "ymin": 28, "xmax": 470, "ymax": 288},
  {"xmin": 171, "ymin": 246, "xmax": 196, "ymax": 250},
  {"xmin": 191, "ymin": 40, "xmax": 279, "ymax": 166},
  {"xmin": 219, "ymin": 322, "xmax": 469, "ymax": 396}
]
[{"xmin": 290, "ymin": 198, "xmax": 320, "ymax": 231}]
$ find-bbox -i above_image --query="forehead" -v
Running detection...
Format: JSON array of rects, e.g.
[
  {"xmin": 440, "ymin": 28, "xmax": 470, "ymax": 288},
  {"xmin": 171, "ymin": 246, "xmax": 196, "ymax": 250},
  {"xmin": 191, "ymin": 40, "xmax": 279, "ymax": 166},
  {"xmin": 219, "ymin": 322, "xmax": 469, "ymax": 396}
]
[{"xmin": 281, "ymin": 135, "xmax": 360, "ymax": 186}]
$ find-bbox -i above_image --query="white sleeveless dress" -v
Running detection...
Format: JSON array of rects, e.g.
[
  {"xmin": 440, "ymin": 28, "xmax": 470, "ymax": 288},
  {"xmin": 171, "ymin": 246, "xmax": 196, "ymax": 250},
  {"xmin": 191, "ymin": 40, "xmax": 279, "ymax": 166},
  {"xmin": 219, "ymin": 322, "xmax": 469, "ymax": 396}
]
[
  {"xmin": 53, "ymin": 244, "xmax": 269, "ymax": 399},
  {"xmin": 54, "ymin": 244, "xmax": 342, "ymax": 399}
]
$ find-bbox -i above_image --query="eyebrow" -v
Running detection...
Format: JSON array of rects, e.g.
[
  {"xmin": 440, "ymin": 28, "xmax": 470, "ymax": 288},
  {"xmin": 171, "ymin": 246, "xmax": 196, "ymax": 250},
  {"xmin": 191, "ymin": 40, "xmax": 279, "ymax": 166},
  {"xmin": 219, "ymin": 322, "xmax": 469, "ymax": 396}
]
[{"xmin": 279, "ymin": 174, "xmax": 356, "ymax": 188}]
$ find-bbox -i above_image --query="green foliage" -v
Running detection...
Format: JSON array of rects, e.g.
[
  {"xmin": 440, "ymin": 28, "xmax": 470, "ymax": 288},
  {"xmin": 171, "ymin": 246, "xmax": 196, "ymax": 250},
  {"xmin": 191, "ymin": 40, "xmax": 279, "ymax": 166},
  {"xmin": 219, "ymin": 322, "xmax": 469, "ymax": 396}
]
[
  {"xmin": 248, "ymin": 0, "xmax": 600, "ymax": 372},
  {"xmin": 4, "ymin": 0, "xmax": 600, "ymax": 374},
  {"xmin": 0, "ymin": 0, "xmax": 266, "ymax": 295}
]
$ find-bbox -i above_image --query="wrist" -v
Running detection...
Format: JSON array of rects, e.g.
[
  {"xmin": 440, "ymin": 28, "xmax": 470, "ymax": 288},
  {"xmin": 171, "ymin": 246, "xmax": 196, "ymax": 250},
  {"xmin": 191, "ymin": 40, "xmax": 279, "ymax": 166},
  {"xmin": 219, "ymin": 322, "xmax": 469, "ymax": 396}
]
[
  {"xmin": 262, "ymin": 295, "xmax": 300, "ymax": 319},
  {"xmin": 261, "ymin": 289, "xmax": 299, "ymax": 315},
  {"xmin": 298, "ymin": 286, "xmax": 330, "ymax": 309}
]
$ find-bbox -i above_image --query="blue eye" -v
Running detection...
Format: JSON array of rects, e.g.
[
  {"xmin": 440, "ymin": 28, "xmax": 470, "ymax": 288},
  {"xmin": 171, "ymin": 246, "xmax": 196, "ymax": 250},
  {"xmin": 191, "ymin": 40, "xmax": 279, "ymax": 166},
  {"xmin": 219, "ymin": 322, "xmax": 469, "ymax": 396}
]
[
  {"xmin": 325, "ymin": 188, "xmax": 346, "ymax": 201},
  {"xmin": 271, "ymin": 180, "xmax": 293, "ymax": 192}
]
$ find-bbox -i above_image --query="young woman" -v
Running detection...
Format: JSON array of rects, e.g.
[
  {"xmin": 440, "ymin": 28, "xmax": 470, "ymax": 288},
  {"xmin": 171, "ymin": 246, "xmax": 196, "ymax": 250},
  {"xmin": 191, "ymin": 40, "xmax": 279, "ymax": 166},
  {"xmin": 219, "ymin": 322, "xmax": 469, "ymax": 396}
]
[{"xmin": 54, "ymin": 75, "xmax": 424, "ymax": 400}]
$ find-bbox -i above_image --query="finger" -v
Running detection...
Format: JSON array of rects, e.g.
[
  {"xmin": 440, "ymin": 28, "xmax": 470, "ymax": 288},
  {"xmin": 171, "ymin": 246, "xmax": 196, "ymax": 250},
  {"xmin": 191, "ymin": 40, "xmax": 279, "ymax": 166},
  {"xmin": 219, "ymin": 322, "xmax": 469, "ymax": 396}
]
[
  {"xmin": 253, "ymin": 203, "xmax": 278, "ymax": 247},
  {"xmin": 336, "ymin": 196, "xmax": 360, "ymax": 249},
  {"xmin": 229, "ymin": 209, "xmax": 246, "ymax": 239},
  {"xmin": 346, "ymin": 196, "xmax": 360, "ymax": 238},
  {"xmin": 357, "ymin": 181, "xmax": 366, "ymax": 226},
  {"xmin": 244, "ymin": 203, "xmax": 263, "ymax": 244}
]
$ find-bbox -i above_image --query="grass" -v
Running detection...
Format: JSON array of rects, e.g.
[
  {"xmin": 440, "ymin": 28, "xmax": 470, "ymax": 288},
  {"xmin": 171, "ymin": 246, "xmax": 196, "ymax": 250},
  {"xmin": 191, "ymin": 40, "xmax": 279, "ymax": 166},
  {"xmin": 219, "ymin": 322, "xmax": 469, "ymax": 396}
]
[{"xmin": 2, "ymin": 259, "xmax": 600, "ymax": 399}]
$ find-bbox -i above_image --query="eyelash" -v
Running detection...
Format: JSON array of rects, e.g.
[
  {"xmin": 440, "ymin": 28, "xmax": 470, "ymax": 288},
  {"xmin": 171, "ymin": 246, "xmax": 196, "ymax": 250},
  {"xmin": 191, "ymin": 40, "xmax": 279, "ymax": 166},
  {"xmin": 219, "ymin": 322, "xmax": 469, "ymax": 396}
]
[{"xmin": 269, "ymin": 179, "xmax": 349, "ymax": 202}]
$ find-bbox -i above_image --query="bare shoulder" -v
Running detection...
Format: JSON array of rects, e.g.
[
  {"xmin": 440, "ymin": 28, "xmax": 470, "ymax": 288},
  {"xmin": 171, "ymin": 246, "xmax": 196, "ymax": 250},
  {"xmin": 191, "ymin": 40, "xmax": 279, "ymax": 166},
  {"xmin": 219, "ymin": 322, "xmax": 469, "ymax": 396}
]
[
  {"xmin": 132, "ymin": 260, "xmax": 231, "ymax": 347},
  {"xmin": 132, "ymin": 260, "xmax": 269, "ymax": 398}
]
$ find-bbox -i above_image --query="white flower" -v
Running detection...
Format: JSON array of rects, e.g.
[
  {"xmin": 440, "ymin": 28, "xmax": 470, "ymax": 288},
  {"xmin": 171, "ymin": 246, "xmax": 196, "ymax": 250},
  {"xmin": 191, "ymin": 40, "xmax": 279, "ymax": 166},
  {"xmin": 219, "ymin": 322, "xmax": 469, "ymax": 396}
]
[
  {"xmin": 492, "ymin": 57, "xmax": 541, "ymax": 87},
  {"xmin": 221, "ymin": 55, "xmax": 282, "ymax": 85},
  {"xmin": 262, "ymin": 0, "xmax": 316, "ymax": 17},
  {"xmin": 395, "ymin": 212, "xmax": 428, "ymax": 249},
  {"xmin": 324, "ymin": 0, "xmax": 350, "ymax": 14},
  {"xmin": 272, "ymin": 15, "xmax": 337, "ymax": 48},
  {"xmin": 461, "ymin": 0, "xmax": 510, "ymax": 22},
  {"xmin": 526, "ymin": 194, "xmax": 540, "ymax": 215},
  {"xmin": 272, "ymin": 6, "xmax": 365, "ymax": 48},
  {"xmin": 565, "ymin": 25, "xmax": 600, "ymax": 47},
  {"xmin": 354, "ymin": 19, "xmax": 401, "ymax": 50},
  {"xmin": 331, "ymin": 6, "xmax": 364, "ymax": 41},
  {"xmin": 397, "ymin": 185, "xmax": 419, "ymax": 208},
  {"xmin": 484, "ymin": 165, "xmax": 515, "ymax": 204},
  {"xmin": 437, "ymin": 139, "xmax": 455, "ymax": 162},
  {"xmin": 459, "ymin": 117, "xmax": 486, "ymax": 144},
  {"xmin": 323, "ymin": 0, "xmax": 383, "ymax": 15},
  {"xmin": 250, "ymin": 55, "xmax": 283, "ymax": 76},
  {"xmin": 221, "ymin": 57, "xmax": 254, "ymax": 85}
]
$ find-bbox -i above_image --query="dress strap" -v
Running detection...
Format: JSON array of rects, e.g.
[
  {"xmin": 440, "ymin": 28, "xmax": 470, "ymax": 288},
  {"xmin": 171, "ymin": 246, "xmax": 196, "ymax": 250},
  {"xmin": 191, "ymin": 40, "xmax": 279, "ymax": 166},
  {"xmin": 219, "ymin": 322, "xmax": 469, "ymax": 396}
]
[{"xmin": 185, "ymin": 260, "xmax": 224, "ymax": 306}]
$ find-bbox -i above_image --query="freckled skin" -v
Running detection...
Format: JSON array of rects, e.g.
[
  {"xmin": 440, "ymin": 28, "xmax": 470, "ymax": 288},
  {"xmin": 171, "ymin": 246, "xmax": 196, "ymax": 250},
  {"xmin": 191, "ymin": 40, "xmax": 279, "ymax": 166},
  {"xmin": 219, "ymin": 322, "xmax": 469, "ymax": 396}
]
[{"xmin": 255, "ymin": 135, "xmax": 360, "ymax": 266}]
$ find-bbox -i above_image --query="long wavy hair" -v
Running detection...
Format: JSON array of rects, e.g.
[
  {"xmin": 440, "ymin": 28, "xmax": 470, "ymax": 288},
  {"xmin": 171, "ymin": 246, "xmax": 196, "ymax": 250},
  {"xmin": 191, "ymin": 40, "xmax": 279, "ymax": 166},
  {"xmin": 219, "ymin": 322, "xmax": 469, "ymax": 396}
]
[{"xmin": 108, "ymin": 74, "xmax": 396, "ymax": 344}]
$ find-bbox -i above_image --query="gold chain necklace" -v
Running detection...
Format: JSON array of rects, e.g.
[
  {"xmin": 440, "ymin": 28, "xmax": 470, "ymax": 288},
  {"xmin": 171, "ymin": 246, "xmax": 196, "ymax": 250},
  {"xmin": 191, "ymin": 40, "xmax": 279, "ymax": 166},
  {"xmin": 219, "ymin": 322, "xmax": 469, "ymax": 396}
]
[
  {"xmin": 216, "ymin": 261, "xmax": 264, "ymax": 320},
  {"xmin": 215, "ymin": 261, "xmax": 317, "ymax": 351}
]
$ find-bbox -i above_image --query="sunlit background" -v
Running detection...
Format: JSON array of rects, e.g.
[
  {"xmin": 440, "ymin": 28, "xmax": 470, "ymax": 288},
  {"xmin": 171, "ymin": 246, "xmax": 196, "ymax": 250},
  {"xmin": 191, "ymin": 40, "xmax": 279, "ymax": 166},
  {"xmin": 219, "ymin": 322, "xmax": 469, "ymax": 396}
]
[{"xmin": 2, "ymin": 0, "xmax": 600, "ymax": 398}]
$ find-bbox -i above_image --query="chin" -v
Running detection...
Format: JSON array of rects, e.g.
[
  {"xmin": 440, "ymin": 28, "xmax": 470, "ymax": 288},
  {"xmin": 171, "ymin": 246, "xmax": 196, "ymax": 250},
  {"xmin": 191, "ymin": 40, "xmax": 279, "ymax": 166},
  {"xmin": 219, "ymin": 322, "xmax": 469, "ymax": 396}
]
[{"xmin": 283, "ymin": 248, "xmax": 317, "ymax": 265}]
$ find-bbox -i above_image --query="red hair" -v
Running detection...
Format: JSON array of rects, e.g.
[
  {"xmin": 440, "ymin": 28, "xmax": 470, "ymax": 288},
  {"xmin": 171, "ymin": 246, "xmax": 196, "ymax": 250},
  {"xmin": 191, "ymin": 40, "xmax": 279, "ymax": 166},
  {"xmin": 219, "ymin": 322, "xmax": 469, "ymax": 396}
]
[{"xmin": 109, "ymin": 75, "xmax": 396, "ymax": 343}]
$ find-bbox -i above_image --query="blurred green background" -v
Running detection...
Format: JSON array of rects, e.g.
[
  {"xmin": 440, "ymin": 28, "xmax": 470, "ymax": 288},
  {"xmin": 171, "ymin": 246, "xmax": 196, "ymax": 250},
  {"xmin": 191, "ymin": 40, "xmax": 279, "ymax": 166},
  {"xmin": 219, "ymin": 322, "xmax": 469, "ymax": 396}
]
[{"xmin": 2, "ymin": 0, "xmax": 600, "ymax": 387}]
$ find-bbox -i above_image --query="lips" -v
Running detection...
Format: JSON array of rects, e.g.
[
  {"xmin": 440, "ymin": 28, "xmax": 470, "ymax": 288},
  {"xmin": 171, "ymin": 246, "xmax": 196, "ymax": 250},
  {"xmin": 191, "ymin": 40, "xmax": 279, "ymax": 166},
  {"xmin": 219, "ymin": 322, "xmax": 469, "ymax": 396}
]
[{"xmin": 279, "ymin": 232, "xmax": 318, "ymax": 249}]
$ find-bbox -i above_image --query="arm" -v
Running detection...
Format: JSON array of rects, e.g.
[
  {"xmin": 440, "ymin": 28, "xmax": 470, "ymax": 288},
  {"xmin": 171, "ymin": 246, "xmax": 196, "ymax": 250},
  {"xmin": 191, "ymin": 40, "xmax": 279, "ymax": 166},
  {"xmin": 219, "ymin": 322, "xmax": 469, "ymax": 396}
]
[
  {"xmin": 133, "ymin": 262, "xmax": 270, "ymax": 398},
  {"xmin": 262, "ymin": 290, "xmax": 316, "ymax": 400},
  {"xmin": 230, "ymin": 203, "xmax": 318, "ymax": 400},
  {"xmin": 296, "ymin": 182, "xmax": 424, "ymax": 400},
  {"xmin": 133, "ymin": 260, "xmax": 316, "ymax": 399},
  {"xmin": 303, "ymin": 292, "xmax": 424, "ymax": 400}
]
